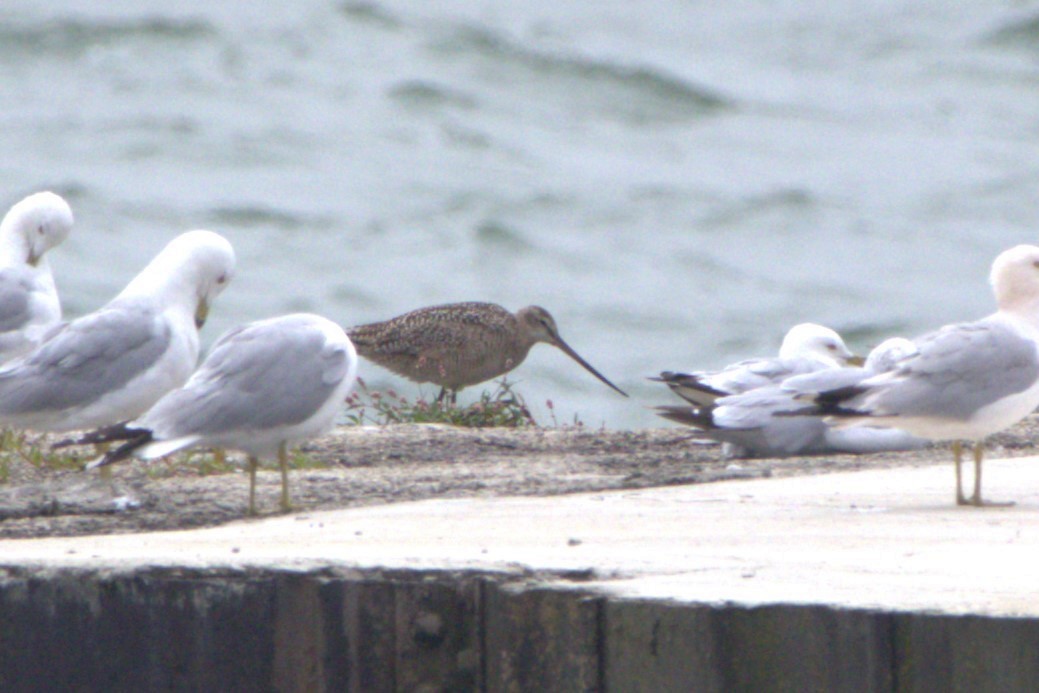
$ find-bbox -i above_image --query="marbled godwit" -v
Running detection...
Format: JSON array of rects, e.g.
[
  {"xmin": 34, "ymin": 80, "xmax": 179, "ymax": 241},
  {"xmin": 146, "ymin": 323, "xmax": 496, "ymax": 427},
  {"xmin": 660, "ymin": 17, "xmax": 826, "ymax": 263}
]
[
  {"xmin": 0, "ymin": 191, "xmax": 74, "ymax": 362},
  {"xmin": 652, "ymin": 322, "xmax": 862, "ymax": 408},
  {"xmin": 62, "ymin": 314, "xmax": 357, "ymax": 516},
  {"xmin": 789, "ymin": 245, "xmax": 1039, "ymax": 507},
  {"xmin": 347, "ymin": 302, "xmax": 628, "ymax": 402}
]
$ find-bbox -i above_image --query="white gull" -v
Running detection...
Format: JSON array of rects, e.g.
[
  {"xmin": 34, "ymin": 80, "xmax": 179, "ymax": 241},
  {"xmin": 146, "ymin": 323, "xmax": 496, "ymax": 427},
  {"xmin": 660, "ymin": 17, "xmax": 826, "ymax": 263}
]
[
  {"xmin": 653, "ymin": 322, "xmax": 862, "ymax": 408},
  {"xmin": 656, "ymin": 338, "xmax": 927, "ymax": 458},
  {"xmin": 73, "ymin": 313, "xmax": 358, "ymax": 516},
  {"xmin": 794, "ymin": 245, "xmax": 1039, "ymax": 506},
  {"xmin": 0, "ymin": 191, "xmax": 73, "ymax": 362},
  {"xmin": 0, "ymin": 229, "xmax": 235, "ymax": 432}
]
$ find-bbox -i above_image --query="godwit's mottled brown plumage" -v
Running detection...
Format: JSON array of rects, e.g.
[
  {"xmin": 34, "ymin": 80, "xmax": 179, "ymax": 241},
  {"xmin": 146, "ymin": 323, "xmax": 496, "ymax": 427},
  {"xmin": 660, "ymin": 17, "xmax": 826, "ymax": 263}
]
[{"xmin": 347, "ymin": 302, "xmax": 628, "ymax": 401}]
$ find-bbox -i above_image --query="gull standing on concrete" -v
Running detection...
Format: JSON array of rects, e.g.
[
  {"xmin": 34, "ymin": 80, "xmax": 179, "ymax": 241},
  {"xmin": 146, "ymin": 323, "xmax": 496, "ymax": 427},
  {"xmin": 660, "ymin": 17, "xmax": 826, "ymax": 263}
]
[
  {"xmin": 653, "ymin": 322, "xmax": 862, "ymax": 408},
  {"xmin": 69, "ymin": 314, "xmax": 358, "ymax": 516},
  {"xmin": 0, "ymin": 191, "xmax": 74, "ymax": 362},
  {"xmin": 348, "ymin": 301, "xmax": 627, "ymax": 402},
  {"xmin": 656, "ymin": 338, "xmax": 927, "ymax": 458},
  {"xmin": 792, "ymin": 245, "xmax": 1039, "ymax": 506},
  {"xmin": 0, "ymin": 229, "xmax": 235, "ymax": 432}
]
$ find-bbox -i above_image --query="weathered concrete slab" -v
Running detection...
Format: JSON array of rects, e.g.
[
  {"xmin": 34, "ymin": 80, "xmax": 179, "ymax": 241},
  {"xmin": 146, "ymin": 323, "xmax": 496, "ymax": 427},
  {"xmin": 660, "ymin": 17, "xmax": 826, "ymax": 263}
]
[
  {"xmin": 893, "ymin": 612, "xmax": 1039, "ymax": 692},
  {"xmin": 484, "ymin": 581, "xmax": 603, "ymax": 691},
  {"xmin": 605, "ymin": 601, "xmax": 895, "ymax": 692},
  {"xmin": 5, "ymin": 568, "xmax": 1039, "ymax": 691},
  {"xmin": 4, "ymin": 457, "xmax": 1039, "ymax": 690},
  {"xmin": 0, "ymin": 474, "xmax": 139, "ymax": 519},
  {"xmin": 4, "ymin": 456, "xmax": 1039, "ymax": 615},
  {"xmin": 0, "ymin": 568, "xmax": 279, "ymax": 690}
]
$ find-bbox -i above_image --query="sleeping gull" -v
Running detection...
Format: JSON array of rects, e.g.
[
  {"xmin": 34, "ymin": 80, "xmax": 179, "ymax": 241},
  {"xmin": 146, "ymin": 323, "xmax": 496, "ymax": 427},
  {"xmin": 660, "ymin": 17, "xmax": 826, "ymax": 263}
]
[
  {"xmin": 653, "ymin": 322, "xmax": 862, "ymax": 408},
  {"xmin": 791, "ymin": 245, "xmax": 1039, "ymax": 506},
  {"xmin": 656, "ymin": 338, "xmax": 927, "ymax": 458},
  {"xmin": 65, "ymin": 313, "xmax": 358, "ymax": 516},
  {"xmin": 0, "ymin": 229, "xmax": 235, "ymax": 432},
  {"xmin": 0, "ymin": 191, "xmax": 74, "ymax": 362}
]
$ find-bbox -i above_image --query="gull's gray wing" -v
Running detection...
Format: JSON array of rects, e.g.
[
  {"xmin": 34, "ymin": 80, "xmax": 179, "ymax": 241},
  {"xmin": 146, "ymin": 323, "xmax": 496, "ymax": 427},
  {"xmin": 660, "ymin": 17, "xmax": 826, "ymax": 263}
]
[
  {"xmin": 705, "ymin": 357, "xmax": 829, "ymax": 398},
  {"xmin": 144, "ymin": 318, "xmax": 349, "ymax": 436},
  {"xmin": 700, "ymin": 421, "xmax": 829, "ymax": 458},
  {"xmin": 854, "ymin": 319, "xmax": 1039, "ymax": 420},
  {"xmin": 709, "ymin": 386, "xmax": 830, "ymax": 456},
  {"xmin": 0, "ymin": 298, "xmax": 170, "ymax": 414},
  {"xmin": 655, "ymin": 356, "xmax": 829, "ymax": 407},
  {"xmin": 717, "ymin": 356, "xmax": 833, "ymax": 392},
  {"xmin": 781, "ymin": 367, "xmax": 874, "ymax": 398},
  {"xmin": 674, "ymin": 384, "xmax": 927, "ymax": 458},
  {"xmin": 654, "ymin": 370, "xmax": 730, "ymax": 406},
  {"xmin": 0, "ymin": 267, "xmax": 34, "ymax": 333}
]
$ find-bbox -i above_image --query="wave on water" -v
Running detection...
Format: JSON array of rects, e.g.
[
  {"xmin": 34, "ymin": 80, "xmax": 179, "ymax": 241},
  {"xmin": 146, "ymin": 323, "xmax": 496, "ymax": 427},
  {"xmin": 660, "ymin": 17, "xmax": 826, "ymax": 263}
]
[
  {"xmin": 208, "ymin": 205, "xmax": 334, "ymax": 232},
  {"xmin": 473, "ymin": 219, "xmax": 535, "ymax": 252},
  {"xmin": 0, "ymin": 17, "xmax": 215, "ymax": 59},
  {"xmin": 982, "ymin": 11, "xmax": 1039, "ymax": 49},
  {"xmin": 388, "ymin": 80, "xmax": 478, "ymax": 111},
  {"xmin": 337, "ymin": 1, "xmax": 403, "ymax": 30},
  {"xmin": 696, "ymin": 188, "xmax": 818, "ymax": 231},
  {"xmin": 425, "ymin": 24, "xmax": 733, "ymax": 124}
]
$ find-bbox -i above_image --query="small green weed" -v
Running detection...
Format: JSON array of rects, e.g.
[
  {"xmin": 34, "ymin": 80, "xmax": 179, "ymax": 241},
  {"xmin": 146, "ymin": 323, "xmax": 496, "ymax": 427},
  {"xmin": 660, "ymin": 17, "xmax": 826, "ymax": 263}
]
[
  {"xmin": 0, "ymin": 429, "xmax": 85, "ymax": 483},
  {"xmin": 344, "ymin": 377, "xmax": 537, "ymax": 428}
]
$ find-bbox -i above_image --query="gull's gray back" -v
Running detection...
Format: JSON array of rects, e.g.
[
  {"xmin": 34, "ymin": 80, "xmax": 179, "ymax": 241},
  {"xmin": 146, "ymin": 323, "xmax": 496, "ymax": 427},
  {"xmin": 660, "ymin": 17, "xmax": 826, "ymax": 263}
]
[
  {"xmin": 0, "ymin": 298, "xmax": 170, "ymax": 416},
  {"xmin": 711, "ymin": 385, "xmax": 830, "ymax": 456},
  {"xmin": 143, "ymin": 317, "xmax": 350, "ymax": 437},
  {"xmin": 862, "ymin": 318, "xmax": 1039, "ymax": 420}
]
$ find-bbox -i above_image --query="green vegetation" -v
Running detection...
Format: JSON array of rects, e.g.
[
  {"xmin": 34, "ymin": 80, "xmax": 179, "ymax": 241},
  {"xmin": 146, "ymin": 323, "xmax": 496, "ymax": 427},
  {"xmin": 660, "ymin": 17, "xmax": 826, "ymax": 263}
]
[
  {"xmin": 0, "ymin": 434, "xmax": 327, "ymax": 485},
  {"xmin": 344, "ymin": 377, "xmax": 538, "ymax": 428},
  {"xmin": 0, "ymin": 429, "xmax": 85, "ymax": 482}
]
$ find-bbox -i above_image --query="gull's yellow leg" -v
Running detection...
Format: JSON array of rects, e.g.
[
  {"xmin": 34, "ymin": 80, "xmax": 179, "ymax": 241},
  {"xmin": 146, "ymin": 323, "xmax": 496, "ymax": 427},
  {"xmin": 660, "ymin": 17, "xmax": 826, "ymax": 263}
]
[
  {"xmin": 94, "ymin": 443, "xmax": 112, "ymax": 481},
  {"xmin": 973, "ymin": 443, "xmax": 983, "ymax": 506},
  {"xmin": 247, "ymin": 455, "xmax": 259, "ymax": 516},
  {"xmin": 953, "ymin": 441, "xmax": 968, "ymax": 506},
  {"xmin": 971, "ymin": 442, "xmax": 1015, "ymax": 508},
  {"xmin": 278, "ymin": 442, "xmax": 292, "ymax": 513}
]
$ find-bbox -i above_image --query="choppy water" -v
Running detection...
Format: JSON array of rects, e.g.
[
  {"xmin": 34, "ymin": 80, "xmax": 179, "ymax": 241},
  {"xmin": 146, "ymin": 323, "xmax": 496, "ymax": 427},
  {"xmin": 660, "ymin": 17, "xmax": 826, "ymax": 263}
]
[{"xmin": 2, "ymin": 1, "xmax": 1039, "ymax": 429}]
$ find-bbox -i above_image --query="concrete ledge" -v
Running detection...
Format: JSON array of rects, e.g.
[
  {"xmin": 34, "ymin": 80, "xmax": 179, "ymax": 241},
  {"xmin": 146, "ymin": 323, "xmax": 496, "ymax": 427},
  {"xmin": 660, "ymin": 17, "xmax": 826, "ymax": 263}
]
[
  {"xmin": 5, "ymin": 457, "xmax": 1039, "ymax": 689},
  {"xmin": 4, "ymin": 567, "xmax": 1039, "ymax": 691},
  {"xmin": 0, "ymin": 567, "xmax": 280, "ymax": 690},
  {"xmin": 605, "ymin": 600, "xmax": 895, "ymax": 691},
  {"xmin": 605, "ymin": 601, "xmax": 1039, "ymax": 692}
]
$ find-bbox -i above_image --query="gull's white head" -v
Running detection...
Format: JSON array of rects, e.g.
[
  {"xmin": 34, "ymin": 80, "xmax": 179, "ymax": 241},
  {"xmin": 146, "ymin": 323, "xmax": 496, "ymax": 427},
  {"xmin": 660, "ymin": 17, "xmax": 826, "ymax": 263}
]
[
  {"xmin": 778, "ymin": 322, "xmax": 860, "ymax": 366},
  {"xmin": 0, "ymin": 191, "xmax": 73, "ymax": 267},
  {"xmin": 990, "ymin": 244, "xmax": 1039, "ymax": 315},
  {"xmin": 120, "ymin": 229, "xmax": 236, "ymax": 328},
  {"xmin": 865, "ymin": 337, "xmax": 918, "ymax": 373}
]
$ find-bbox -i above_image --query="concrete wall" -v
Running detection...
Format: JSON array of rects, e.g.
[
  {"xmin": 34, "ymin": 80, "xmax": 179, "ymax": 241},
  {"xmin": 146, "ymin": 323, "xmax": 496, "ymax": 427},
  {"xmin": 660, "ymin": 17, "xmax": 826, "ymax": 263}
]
[{"xmin": 1, "ymin": 566, "xmax": 1038, "ymax": 691}]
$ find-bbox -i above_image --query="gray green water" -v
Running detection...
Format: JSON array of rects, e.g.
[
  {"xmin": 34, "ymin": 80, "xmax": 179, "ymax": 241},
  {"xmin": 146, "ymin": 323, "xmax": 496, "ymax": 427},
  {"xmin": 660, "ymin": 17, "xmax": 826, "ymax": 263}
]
[{"xmin": 2, "ymin": 1, "xmax": 1039, "ymax": 428}]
